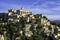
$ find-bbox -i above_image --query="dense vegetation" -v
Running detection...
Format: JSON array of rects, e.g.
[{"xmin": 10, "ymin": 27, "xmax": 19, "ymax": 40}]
[
  {"xmin": 0, "ymin": 17, "xmax": 44, "ymax": 40},
  {"xmin": 0, "ymin": 14, "xmax": 60, "ymax": 40}
]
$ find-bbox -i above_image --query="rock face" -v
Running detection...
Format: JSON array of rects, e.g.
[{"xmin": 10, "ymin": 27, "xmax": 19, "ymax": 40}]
[
  {"xmin": 0, "ymin": 35, "xmax": 4, "ymax": 40},
  {"xmin": 0, "ymin": 8, "xmax": 60, "ymax": 40}
]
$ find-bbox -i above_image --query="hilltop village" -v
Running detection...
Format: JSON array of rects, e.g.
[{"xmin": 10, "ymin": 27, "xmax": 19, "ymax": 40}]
[{"xmin": 0, "ymin": 8, "xmax": 60, "ymax": 40}]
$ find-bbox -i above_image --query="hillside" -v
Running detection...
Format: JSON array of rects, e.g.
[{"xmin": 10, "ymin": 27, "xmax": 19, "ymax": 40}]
[{"xmin": 0, "ymin": 8, "xmax": 60, "ymax": 40}]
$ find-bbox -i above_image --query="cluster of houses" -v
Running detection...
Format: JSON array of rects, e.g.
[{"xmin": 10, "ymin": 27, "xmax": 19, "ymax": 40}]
[{"xmin": 0, "ymin": 8, "xmax": 60, "ymax": 40}]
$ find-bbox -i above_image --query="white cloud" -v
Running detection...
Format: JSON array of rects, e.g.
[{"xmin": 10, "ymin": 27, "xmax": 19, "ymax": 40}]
[{"xmin": 45, "ymin": 15, "xmax": 60, "ymax": 20}]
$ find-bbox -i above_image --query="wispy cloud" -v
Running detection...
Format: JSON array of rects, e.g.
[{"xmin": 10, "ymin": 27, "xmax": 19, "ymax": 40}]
[
  {"xmin": 29, "ymin": 0, "xmax": 40, "ymax": 8},
  {"xmin": 28, "ymin": 1, "xmax": 60, "ymax": 15}
]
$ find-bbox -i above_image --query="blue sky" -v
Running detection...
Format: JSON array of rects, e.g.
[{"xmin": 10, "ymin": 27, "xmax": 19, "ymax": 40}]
[{"xmin": 0, "ymin": 0, "xmax": 60, "ymax": 20}]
